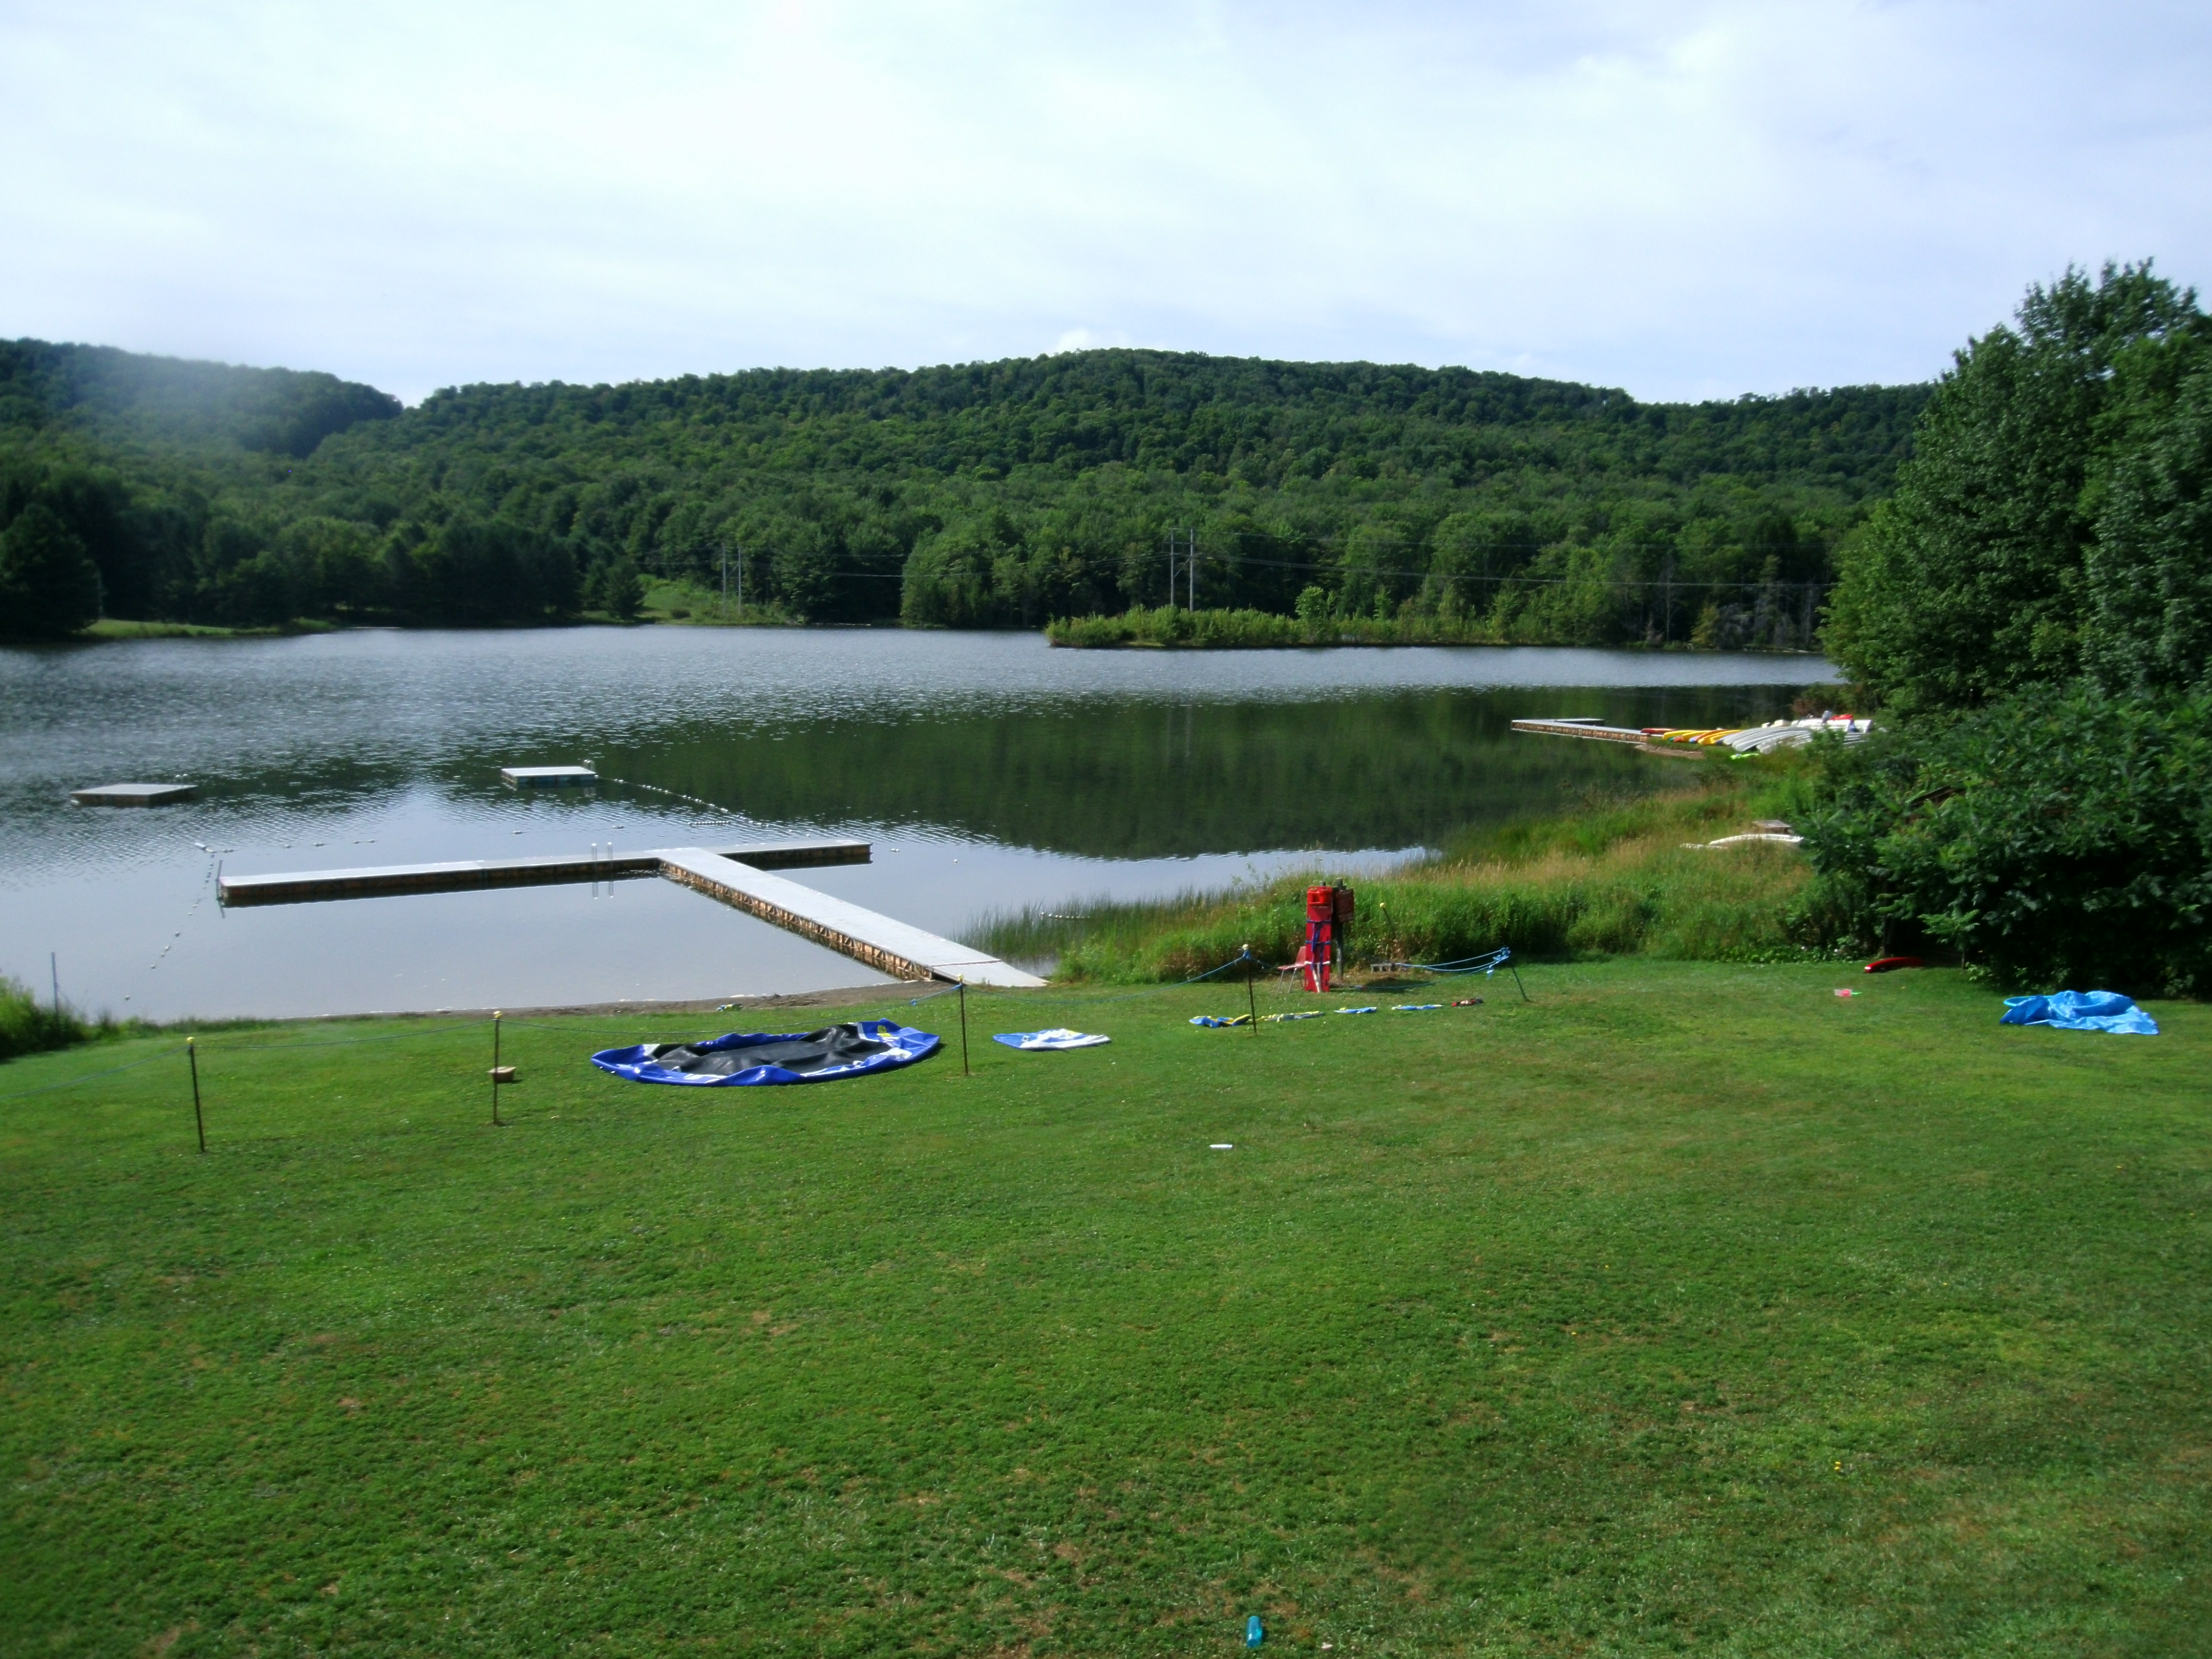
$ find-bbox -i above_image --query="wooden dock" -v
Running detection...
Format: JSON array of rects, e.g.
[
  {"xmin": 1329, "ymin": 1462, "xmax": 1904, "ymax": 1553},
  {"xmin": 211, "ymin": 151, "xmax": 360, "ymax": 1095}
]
[
  {"xmin": 217, "ymin": 838, "xmax": 1046, "ymax": 989},
  {"xmin": 658, "ymin": 850, "xmax": 1046, "ymax": 989},
  {"xmin": 1509, "ymin": 718, "xmax": 1649, "ymax": 743},
  {"xmin": 217, "ymin": 839, "xmax": 871, "ymax": 906}
]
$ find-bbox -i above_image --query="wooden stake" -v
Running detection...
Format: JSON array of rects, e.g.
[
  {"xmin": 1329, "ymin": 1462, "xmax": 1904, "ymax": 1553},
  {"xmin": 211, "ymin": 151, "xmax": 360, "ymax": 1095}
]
[
  {"xmin": 187, "ymin": 1037, "xmax": 205, "ymax": 1154},
  {"xmin": 1245, "ymin": 946, "xmax": 1258, "ymax": 1032}
]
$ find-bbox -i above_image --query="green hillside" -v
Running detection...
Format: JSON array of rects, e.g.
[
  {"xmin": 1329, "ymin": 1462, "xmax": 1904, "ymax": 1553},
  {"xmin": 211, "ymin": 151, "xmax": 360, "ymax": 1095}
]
[{"xmin": 1, "ymin": 338, "xmax": 1928, "ymax": 637}]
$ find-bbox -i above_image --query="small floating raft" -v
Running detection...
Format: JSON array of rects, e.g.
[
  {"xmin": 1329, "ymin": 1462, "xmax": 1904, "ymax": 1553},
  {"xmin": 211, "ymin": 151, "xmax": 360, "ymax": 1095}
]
[{"xmin": 72, "ymin": 782, "xmax": 198, "ymax": 806}]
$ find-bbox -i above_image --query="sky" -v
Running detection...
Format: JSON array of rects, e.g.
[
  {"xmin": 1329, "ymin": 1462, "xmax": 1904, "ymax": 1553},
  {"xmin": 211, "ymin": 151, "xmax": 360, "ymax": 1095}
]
[{"xmin": 4, "ymin": 1, "xmax": 2209, "ymax": 405}]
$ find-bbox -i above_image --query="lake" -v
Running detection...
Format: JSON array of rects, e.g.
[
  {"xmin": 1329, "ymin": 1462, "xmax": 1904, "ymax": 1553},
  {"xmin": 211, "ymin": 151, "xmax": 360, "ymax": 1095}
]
[{"xmin": 0, "ymin": 629, "xmax": 1833, "ymax": 1018}]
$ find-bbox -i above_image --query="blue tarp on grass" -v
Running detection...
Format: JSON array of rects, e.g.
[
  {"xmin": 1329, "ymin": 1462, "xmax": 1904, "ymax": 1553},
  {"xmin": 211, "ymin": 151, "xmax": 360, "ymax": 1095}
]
[
  {"xmin": 2000, "ymin": 991, "xmax": 2159, "ymax": 1036},
  {"xmin": 591, "ymin": 1020, "xmax": 941, "ymax": 1085}
]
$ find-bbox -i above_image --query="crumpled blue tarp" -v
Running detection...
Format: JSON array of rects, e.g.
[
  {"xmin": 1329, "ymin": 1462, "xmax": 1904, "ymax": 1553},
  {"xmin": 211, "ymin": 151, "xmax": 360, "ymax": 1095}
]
[
  {"xmin": 2000, "ymin": 991, "xmax": 2159, "ymax": 1035},
  {"xmin": 591, "ymin": 1019, "xmax": 940, "ymax": 1085}
]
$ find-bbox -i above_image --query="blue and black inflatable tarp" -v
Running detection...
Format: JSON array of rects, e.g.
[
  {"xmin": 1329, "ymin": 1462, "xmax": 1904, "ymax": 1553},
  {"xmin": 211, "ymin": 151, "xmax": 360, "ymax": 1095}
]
[{"xmin": 591, "ymin": 1019, "xmax": 940, "ymax": 1086}]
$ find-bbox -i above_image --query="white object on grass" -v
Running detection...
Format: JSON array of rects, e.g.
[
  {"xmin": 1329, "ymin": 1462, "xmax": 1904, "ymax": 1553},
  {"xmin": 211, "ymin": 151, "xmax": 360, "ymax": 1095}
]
[{"xmin": 992, "ymin": 1028, "xmax": 1111, "ymax": 1051}]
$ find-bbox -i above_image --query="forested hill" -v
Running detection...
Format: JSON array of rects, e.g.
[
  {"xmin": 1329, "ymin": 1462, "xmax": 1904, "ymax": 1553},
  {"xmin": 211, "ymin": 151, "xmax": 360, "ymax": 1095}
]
[
  {"xmin": 1, "ymin": 339, "xmax": 399, "ymax": 460},
  {"xmin": 1, "ymin": 339, "xmax": 1930, "ymax": 641}
]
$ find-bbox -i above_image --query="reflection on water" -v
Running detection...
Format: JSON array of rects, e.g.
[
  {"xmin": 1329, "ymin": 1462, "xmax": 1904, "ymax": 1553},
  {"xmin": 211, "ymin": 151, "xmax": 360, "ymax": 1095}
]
[{"xmin": 1, "ymin": 629, "xmax": 1830, "ymax": 1018}]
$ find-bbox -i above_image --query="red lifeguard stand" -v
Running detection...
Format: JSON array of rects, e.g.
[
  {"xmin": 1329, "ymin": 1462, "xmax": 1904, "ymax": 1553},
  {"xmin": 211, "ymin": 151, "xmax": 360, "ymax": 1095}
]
[{"xmin": 1296, "ymin": 883, "xmax": 1355, "ymax": 992}]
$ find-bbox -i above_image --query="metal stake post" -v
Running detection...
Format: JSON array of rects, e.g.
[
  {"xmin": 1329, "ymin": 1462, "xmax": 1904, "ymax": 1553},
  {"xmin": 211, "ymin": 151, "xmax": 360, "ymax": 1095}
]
[
  {"xmin": 1245, "ymin": 948, "xmax": 1258, "ymax": 1032},
  {"xmin": 187, "ymin": 1037, "xmax": 205, "ymax": 1153},
  {"xmin": 492, "ymin": 1012, "xmax": 503, "ymax": 1125},
  {"xmin": 958, "ymin": 982, "xmax": 970, "ymax": 1076}
]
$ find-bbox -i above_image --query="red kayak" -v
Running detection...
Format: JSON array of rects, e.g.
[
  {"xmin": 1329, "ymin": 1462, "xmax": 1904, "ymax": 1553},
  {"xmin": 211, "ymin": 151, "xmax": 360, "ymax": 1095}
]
[{"xmin": 1863, "ymin": 955, "xmax": 1924, "ymax": 973}]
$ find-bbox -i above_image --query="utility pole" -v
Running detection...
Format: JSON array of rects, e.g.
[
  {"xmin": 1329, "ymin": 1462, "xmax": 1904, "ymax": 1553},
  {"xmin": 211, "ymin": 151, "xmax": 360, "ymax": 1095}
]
[
  {"xmin": 719, "ymin": 544, "xmax": 729, "ymax": 618},
  {"xmin": 1165, "ymin": 527, "xmax": 1198, "ymax": 612}
]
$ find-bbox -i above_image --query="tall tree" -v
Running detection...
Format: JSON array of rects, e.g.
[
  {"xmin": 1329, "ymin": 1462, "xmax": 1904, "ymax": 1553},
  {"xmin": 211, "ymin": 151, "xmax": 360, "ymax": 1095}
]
[
  {"xmin": 1826, "ymin": 263, "xmax": 2202, "ymax": 714},
  {"xmin": 0, "ymin": 502, "xmax": 102, "ymax": 637}
]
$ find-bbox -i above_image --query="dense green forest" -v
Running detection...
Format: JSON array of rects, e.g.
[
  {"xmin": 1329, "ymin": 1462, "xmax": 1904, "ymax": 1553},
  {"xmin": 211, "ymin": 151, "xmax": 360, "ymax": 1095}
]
[
  {"xmin": 1, "ymin": 336, "xmax": 1927, "ymax": 642},
  {"xmin": 1810, "ymin": 263, "xmax": 2212, "ymax": 992}
]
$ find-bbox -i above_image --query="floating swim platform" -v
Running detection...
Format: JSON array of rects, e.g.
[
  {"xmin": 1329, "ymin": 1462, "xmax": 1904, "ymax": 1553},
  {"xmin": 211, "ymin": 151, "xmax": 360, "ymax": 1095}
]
[
  {"xmin": 72, "ymin": 782, "xmax": 198, "ymax": 806},
  {"xmin": 501, "ymin": 765, "xmax": 598, "ymax": 787}
]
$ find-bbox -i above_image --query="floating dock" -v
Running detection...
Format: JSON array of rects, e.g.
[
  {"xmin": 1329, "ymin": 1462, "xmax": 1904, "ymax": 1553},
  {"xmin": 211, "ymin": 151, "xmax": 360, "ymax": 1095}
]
[
  {"xmin": 1508, "ymin": 719, "xmax": 1648, "ymax": 743},
  {"xmin": 501, "ymin": 765, "xmax": 598, "ymax": 787},
  {"xmin": 217, "ymin": 839, "xmax": 871, "ymax": 906},
  {"xmin": 217, "ymin": 838, "xmax": 1044, "ymax": 989},
  {"xmin": 658, "ymin": 850, "xmax": 1045, "ymax": 988},
  {"xmin": 72, "ymin": 782, "xmax": 199, "ymax": 806}
]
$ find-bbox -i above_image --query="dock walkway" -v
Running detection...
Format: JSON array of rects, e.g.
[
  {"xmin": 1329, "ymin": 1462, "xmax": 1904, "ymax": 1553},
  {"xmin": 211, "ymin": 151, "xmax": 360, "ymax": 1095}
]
[
  {"xmin": 658, "ymin": 851, "xmax": 1044, "ymax": 988},
  {"xmin": 217, "ymin": 838, "xmax": 1045, "ymax": 990},
  {"xmin": 217, "ymin": 839, "xmax": 869, "ymax": 906}
]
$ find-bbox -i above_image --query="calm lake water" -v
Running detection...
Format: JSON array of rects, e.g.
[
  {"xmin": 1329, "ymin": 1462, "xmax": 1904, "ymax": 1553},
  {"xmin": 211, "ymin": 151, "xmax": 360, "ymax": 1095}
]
[{"xmin": 0, "ymin": 629, "xmax": 1832, "ymax": 1018}]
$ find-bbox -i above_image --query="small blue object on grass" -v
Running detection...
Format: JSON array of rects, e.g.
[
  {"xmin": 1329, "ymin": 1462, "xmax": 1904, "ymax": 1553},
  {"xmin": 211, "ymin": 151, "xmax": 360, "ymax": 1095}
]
[
  {"xmin": 1190, "ymin": 1014, "xmax": 1251, "ymax": 1028},
  {"xmin": 2000, "ymin": 991, "xmax": 2159, "ymax": 1035},
  {"xmin": 1246, "ymin": 1613, "xmax": 1264, "ymax": 1647}
]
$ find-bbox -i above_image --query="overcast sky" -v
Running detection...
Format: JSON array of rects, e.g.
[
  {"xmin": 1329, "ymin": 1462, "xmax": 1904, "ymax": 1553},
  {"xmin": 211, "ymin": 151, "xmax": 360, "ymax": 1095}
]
[{"xmin": 5, "ymin": 1, "xmax": 2208, "ymax": 405}]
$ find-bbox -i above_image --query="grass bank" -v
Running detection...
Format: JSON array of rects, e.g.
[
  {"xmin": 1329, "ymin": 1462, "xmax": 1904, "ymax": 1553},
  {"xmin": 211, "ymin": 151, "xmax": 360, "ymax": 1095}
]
[
  {"xmin": 2, "ymin": 964, "xmax": 2206, "ymax": 1653},
  {"xmin": 979, "ymin": 763, "xmax": 1827, "ymax": 982}
]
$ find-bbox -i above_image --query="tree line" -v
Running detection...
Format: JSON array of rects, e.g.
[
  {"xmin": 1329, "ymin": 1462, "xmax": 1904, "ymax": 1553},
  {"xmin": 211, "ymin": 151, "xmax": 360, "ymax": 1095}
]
[{"xmin": 2, "ymin": 338, "xmax": 1925, "ymax": 641}]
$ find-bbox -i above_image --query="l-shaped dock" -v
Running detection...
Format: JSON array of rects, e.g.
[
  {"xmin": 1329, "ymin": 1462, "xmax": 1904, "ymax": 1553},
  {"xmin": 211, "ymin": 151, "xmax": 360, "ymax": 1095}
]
[{"xmin": 217, "ymin": 838, "xmax": 1046, "ymax": 989}]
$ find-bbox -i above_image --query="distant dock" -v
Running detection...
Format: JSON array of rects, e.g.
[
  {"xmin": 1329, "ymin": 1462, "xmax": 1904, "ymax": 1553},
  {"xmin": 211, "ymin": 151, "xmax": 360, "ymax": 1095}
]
[
  {"xmin": 217, "ymin": 838, "xmax": 1045, "ymax": 989},
  {"xmin": 1508, "ymin": 718, "xmax": 1648, "ymax": 743}
]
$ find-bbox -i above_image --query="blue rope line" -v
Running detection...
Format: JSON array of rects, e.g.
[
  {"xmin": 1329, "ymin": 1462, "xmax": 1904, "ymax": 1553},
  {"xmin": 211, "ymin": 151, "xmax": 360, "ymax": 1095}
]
[{"xmin": 1369, "ymin": 947, "xmax": 1514, "ymax": 975}]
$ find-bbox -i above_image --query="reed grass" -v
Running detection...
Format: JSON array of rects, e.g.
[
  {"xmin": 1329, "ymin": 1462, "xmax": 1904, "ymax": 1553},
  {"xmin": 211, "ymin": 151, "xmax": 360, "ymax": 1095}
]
[
  {"xmin": 974, "ymin": 769, "xmax": 1828, "ymax": 981},
  {"xmin": 0, "ymin": 974, "xmax": 102, "ymax": 1062}
]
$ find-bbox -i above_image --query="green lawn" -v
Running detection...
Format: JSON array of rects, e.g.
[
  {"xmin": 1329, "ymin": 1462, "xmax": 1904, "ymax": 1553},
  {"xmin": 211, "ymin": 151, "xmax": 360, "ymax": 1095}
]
[{"xmin": 3, "ymin": 964, "xmax": 2207, "ymax": 1655}]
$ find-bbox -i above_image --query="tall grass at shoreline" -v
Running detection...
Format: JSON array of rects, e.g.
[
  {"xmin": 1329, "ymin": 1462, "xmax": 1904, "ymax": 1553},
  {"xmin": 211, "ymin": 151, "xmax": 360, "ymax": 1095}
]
[
  {"xmin": 974, "ymin": 768, "xmax": 1830, "ymax": 982},
  {"xmin": 0, "ymin": 975, "xmax": 101, "ymax": 1062},
  {"xmin": 1045, "ymin": 605, "xmax": 1505, "ymax": 649}
]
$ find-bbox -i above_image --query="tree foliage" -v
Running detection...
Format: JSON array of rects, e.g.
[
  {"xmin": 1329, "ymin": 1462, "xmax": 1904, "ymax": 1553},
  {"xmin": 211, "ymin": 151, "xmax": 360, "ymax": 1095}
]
[
  {"xmin": 0, "ymin": 501, "xmax": 101, "ymax": 638},
  {"xmin": 1827, "ymin": 264, "xmax": 2209, "ymax": 713},
  {"xmin": 1804, "ymin": 688, "xmax": 2212, "ymax": 994},
  {"xmin": 2, "ymin": 338, "xmax": 1928, "ymax": 636},
  {"xmin": 1808, "ymin": 264, "xmax": 2212, "ymax": 990}
]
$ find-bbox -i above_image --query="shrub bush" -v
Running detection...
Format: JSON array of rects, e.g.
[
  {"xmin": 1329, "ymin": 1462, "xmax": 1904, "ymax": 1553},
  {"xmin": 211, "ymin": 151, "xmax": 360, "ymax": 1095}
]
[{"xmin": 1800, "ymin": 687, "xmax": 2212, "ymax": 993}]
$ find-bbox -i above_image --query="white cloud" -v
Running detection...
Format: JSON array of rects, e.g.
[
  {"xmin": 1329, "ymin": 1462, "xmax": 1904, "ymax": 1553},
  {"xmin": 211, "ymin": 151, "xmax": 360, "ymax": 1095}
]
[{"xmin": 2, "ymin": 0, "xmax": 2207, "ymax": 401}]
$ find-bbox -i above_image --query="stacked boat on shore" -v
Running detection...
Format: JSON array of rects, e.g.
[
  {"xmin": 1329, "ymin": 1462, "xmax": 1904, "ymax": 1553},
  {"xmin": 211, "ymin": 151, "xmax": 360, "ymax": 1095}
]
[{"xmin": 1643, "ymin": 713, "xmax": 1871, "ymax": 753}]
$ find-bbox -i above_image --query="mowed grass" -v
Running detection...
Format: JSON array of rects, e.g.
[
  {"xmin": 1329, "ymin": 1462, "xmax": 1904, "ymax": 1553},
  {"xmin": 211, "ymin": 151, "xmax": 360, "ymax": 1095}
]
[{"xmin": 2, "ymin": 965, "xmax": 2208, "ymax": 1656}]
